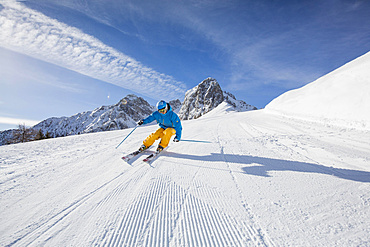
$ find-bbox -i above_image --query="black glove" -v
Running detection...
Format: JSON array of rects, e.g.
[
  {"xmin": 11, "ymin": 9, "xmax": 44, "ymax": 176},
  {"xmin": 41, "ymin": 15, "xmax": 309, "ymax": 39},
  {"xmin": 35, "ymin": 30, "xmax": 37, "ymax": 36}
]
[
  {"xmin": 138, "ymin": 120, "xmax": 144, "ymax": 126},
  {"xmin": 173, "ymin": 137, "xmax": 180, "ymax": 142}
]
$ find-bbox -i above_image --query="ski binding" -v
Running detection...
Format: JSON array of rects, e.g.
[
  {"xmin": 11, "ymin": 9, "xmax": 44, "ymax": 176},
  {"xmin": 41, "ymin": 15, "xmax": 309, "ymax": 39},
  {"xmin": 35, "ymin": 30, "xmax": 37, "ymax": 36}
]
[
  {"xmin": 122, "ymin": 150, "xmax": 142, "ymax": 162},
  {"xmin": 143, "ymin": 152, "xmax": 161, "ymax": 163}
]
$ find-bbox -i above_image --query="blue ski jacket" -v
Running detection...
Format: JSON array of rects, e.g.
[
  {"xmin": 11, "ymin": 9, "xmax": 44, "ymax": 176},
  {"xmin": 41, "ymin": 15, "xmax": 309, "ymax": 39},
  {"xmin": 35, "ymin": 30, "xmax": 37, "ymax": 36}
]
[{"xmin": 142, "ymin": 104, "xmax": 182, "ymax": 140}]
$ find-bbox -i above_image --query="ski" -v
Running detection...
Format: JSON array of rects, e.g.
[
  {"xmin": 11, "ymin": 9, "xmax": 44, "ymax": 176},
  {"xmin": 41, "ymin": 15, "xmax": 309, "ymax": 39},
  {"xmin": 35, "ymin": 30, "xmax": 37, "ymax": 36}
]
[
  {"xmin": 122, "ymin": 150, "xmax": 143, "ymax": 162},
  {"xmin": 143, "ymin": 152, "xmax": 161, "ymax": 164}
]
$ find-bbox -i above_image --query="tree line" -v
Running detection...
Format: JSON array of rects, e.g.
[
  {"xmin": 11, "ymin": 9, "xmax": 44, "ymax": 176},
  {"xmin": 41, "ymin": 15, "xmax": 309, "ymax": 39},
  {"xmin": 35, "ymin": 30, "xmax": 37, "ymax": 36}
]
[{"xmin": 7, "ymin": 124, "xmax": 52, "ymax": 145}]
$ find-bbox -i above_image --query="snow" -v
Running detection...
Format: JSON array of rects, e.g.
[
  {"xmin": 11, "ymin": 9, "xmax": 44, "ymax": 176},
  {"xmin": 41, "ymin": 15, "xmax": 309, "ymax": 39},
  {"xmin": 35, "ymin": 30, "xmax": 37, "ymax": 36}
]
[
  {"xmin": 1, "ymin": 108, "xmax": 369, "ymax": 246},
  {"xmin": 31, "ymin": 95, "xmax": 155, "ymax": 138},
  {"xmin": 265, "ymin": 51, "xmax": 370, "ymax": 130}
]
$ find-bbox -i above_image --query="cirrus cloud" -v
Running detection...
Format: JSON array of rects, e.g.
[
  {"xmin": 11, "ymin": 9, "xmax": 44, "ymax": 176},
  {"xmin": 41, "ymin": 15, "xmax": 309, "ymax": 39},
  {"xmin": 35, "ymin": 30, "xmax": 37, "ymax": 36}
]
[
  {"xmin": 0, "ymin": 0, "xmax": 186, "ymax": 101},
  {"xmin": 0, "ymin": 116, "xmax": 40, "ymax": 127}
]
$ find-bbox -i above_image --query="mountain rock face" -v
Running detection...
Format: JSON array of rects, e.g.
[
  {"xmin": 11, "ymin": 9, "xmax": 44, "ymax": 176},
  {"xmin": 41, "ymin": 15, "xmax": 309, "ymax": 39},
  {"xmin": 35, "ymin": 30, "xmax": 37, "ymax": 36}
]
[
  {"xmin": 223, "ymin": 91, "xmax": 258, "ymax": 112},
  {"xmin": 178, "ymin": 78, "xmax": 224, "ymax": 120},
  {"xmin": 0, "ymin": 129, "xmax": 16, "ymax": 146},
  {"xmin": 178, "ymin": 78, "xmax": 257, "ymax": 120},
  {"xmin": 169, "ymin": 99, "xmax": 182, "ymax": 113},
  {"xmin": 33, "ymin": 94, "xmax": 155, "ymax": 137}
]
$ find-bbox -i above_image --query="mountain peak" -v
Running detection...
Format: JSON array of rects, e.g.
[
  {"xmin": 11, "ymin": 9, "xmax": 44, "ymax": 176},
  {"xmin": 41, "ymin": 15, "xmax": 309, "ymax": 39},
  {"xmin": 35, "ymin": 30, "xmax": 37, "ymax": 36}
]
[
  {"xmin": 178, "ymin": 78, "xmax": 224, "ymax": 120},
  {"xmin": 178, "ymin": 78, "xmax": 256, "ymax": 120}
]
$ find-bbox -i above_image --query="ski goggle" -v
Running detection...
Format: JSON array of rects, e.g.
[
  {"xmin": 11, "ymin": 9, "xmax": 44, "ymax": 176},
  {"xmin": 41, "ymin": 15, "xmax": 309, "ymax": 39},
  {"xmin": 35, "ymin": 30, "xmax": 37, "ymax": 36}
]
[{"xmin": 158, "ymin": 108, "xmax": 166, "ymax": 113}]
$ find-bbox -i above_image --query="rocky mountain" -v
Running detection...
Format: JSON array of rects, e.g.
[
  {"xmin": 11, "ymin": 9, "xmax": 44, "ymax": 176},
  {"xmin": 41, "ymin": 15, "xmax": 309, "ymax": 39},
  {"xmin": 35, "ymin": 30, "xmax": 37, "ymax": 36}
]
[
  {"xmin": 1, "ymin": 78, "xmax": 256, "ymax": 145},
  {"xmin": 33, "ymin": 94, "xmax": 155, "ymax": 138},
  {"xmin": 223, "ymin": 91, "xmax": 258, "ymax": 112},
  {"xmin": 178, "ymin": 78, "xmax": 257, "ymax": 120},
  {"xmin": 0, "ymin": 129, "xmax": 16, "ymax": 146},
  {"xmin": 168, "ymin": 99, "xmax": 182, "ymax": 113},
  {"xmin": 178, "ymin": 78, "xmax": 224, "ymax": 120}
]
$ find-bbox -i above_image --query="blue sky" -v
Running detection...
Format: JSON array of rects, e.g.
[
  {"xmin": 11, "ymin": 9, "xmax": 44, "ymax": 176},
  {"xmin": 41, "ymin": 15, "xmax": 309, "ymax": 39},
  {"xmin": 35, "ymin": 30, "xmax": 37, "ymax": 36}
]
[{"xmin": 0, "ymin": 0, "xmax": 369, "ymax": 130}]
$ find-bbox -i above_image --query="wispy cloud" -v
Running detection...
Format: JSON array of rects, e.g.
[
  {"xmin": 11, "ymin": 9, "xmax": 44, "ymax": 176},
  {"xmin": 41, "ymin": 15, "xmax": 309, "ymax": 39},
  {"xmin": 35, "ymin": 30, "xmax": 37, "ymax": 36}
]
[
  {"xmin": 147, "ymin": 0, "xmax": 366, "ymax": 90},
  {"xmin": 0, "ymin": 0, "xmax": 186, "ymax": 100},
  {"xmin": 176, "ymin": 9, "xmax": 317, "ymax": 88},
  {"xmin": 0, "ymin": 116, "xmax": 40, "ymax": 127},
  {"xmin": 119, "ymin": 0, "xmax": 316, "ymax": 88}
]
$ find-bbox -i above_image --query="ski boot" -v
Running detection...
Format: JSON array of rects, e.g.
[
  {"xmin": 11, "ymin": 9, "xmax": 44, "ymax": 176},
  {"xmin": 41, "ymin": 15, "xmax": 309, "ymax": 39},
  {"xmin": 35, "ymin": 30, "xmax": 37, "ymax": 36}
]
[
  {"xmin": 156, "ymin": 145, "xmax": 164, "ymax": 153},
  {"xmin": 139, "ymin": 144, "xmax": 149, "ymax": 152}
]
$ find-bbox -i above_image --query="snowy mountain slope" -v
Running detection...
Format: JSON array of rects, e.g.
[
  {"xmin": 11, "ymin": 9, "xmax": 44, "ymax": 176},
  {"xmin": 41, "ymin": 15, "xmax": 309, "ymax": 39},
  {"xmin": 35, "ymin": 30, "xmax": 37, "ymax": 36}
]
[
  {"xmin": 1, "ymin": 108, "xmax": 369, "ymax": 246},
  {"xmin": 33, "ymin": 94, "xmax": 155, "ymax": 137},
  {"xmin": 265, "ymin": 51, "xmax": 370, "ymax": 130},
  {"xmin": 223, "ymin": 91, "xmax": 257, "ymax": 112}
]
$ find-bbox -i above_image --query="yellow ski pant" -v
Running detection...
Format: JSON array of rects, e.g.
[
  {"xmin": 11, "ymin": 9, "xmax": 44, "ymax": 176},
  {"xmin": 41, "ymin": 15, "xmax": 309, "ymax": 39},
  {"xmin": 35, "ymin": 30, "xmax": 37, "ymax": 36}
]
[{"xmin": 143, "ymin": 127, "xmax": 176, "ymax": 149}]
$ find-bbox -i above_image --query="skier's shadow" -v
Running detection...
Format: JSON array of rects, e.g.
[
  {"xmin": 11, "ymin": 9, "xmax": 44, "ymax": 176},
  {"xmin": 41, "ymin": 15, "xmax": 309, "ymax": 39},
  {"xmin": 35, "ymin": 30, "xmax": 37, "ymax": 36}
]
[{"xmin": 165, "ymin": 152, "xmax": 370, "ymax": 183}]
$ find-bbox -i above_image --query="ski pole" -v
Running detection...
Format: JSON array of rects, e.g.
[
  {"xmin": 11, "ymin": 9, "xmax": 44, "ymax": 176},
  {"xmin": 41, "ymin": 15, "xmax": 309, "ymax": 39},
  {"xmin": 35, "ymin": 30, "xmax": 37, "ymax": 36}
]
[
  {"xmin": 180, "ymin": 139, "xmax": 212, "ymax": 143},
  {"xmin": 115, "ymin": 125, "xmax": 138, "ymax": 149}
]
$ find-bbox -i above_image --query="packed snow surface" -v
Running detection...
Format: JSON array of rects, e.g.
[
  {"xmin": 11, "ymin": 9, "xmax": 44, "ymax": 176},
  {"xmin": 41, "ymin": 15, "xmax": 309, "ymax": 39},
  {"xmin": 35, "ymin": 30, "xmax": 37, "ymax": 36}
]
[
  {"xmin": 266, "ymin": 51, "xmax": 370, "ymax": 130},
  {"xmin": 1, "ymin": 108, "xmax": 369, "ymax": 246}
]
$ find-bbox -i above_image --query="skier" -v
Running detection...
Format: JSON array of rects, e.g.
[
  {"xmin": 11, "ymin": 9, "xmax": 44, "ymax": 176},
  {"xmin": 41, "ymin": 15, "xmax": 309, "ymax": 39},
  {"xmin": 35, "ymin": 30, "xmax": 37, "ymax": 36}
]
[{"xmin": 137, "ymin": 100, "xmax": 182, "ymax": 153}]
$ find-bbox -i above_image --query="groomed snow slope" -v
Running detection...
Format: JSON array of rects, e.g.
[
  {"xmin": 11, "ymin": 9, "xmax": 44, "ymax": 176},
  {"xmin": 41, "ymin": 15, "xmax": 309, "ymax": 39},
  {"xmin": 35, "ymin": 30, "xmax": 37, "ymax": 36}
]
[
  {"xmin": 265, "ymin": 51, "xmax": 370, "ymax": 130},
  {"xmin": 1, "ymin": 108, "xmax": 370, "ymax": 246}
]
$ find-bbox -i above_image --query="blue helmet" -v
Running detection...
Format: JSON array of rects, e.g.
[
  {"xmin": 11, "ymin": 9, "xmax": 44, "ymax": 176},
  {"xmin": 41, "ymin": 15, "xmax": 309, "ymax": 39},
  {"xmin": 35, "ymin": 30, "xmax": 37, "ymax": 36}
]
[{"xmin": 156, "ymin": 100, "xmax": 167, "ymax": 110}]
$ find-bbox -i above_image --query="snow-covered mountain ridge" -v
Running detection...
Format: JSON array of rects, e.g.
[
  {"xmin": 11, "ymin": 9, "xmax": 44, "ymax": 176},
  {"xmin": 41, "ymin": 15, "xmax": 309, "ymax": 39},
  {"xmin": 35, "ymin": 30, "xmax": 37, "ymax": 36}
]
[
  {"xmin": 33, "ymin": 94, "xmax": 155, "ymax": 138},
  {"xmin": 266, "ymin": 51, "xmax": 370, "ymax": 130}
]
